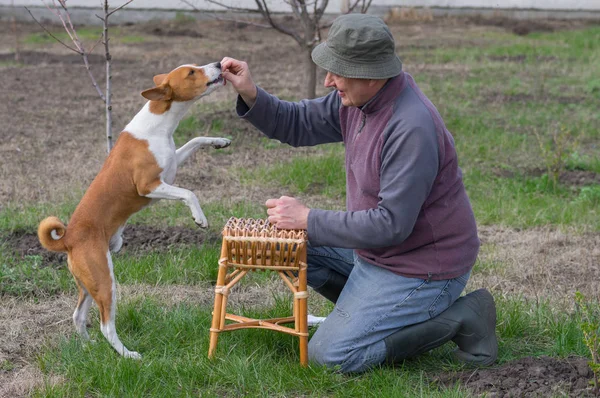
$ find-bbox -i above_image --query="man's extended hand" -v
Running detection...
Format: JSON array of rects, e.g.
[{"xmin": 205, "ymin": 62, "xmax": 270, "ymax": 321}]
[
  {"xmin": 265, "ymin": 196, "xmax": 310, "ymax": 230},
  {"xmin": 220, "ymin": 57, "xmax": 258, "ymax": 108}
]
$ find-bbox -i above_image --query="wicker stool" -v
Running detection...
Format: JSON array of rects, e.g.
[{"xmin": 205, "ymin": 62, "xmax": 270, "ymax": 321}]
[{"xmin": 208, "ymin": 217, "xmax": 309, "ymax": 366}]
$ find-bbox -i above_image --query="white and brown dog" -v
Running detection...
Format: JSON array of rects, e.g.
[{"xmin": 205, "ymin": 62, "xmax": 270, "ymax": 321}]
[{"xmin": 37, "ymin": 62, "xmax": 230, "ymax": 359}]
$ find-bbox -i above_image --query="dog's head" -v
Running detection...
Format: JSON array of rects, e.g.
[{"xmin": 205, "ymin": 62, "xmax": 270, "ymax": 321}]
[{"xmin": 141, "ymin": 62, "xmax": 224, "ymax": 103}]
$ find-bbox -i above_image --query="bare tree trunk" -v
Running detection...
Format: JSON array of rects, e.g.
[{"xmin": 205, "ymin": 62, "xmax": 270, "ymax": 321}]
[
  {"xmin": 11, "ymin": 16, "xmax": 20, "ymax": 62},
  {"xmin": 305, "ymin": 47, "xmax": 317, "ymax": 99},
  {"xmin": 11, "ymin": 1, "xmax": 20, "ymax": 62},
  {"xmin": 103, "ymin": 0, "xmax": 113, "ymax": 152},
  {"xmin": 303, "ymin": 17, "xmax": 317, "ymax": 99}
]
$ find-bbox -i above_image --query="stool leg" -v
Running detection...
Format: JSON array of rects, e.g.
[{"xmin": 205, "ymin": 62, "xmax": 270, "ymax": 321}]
[
  {"xmin": 298, "ymin": 261, "xmax": 308, "ymax": 367},
  {"xmin": 208, "ymin": 247, "xmax": 229, "ymax": 359}
]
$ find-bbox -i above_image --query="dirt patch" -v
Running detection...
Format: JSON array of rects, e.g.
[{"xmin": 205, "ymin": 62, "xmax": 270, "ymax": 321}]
[
  {"xmin": 465, "ymin": 15, "xmax": 587, "ymax": 36},
  {"xmin": 469, "ymin": 225, "xmax": 600, "ymax": 309},
  {"xmin": 2, "ymin": 224, "xmax": 214, "ymax": 267},
  {"xmin": 560, "ymin": 170, "xmax": 600, "ymax": 187},
  {"xmin": 0, "ymin": 294, "xmax": 73, "ymax": 398},
  {"xmin": 140, "ymin": 20, "xmax": 205, "ymax": 38},
  {"xmin": 434, "ymin": 355, "xmax": 596, "ymax": 397}
]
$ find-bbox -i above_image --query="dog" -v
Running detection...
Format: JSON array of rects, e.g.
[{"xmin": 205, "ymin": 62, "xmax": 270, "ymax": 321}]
[{"xmin": 37, "ymin": 62, "xmax": 230, "ymax": 359}]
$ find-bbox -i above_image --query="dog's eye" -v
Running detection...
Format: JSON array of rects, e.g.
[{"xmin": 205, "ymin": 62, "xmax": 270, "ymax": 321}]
[{"xmin": 188, "ymin": 70, "xmax": 195, "ymax": 76}]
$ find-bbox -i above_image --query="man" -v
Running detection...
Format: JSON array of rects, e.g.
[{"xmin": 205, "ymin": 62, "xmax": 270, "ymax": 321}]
[{"xmin": 220, "ymin": 13, "xmax": 497, "ymax": 373}]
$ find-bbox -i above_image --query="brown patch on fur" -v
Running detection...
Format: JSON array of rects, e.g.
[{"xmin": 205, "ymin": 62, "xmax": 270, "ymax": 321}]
[
  {"xmin": 37, "ymin": 131, "xmax": 162, "ymax": 326},
  {"xmin": 143, "ymin": 65, "xmax": 210, "ymax": 115},
  {"xmin": 63, "ymin": 131, "xmax": 157, "ymax": 249},
  {"xmin": 148, "ymin": 99, "xmax": 172, "ymax": 114}
]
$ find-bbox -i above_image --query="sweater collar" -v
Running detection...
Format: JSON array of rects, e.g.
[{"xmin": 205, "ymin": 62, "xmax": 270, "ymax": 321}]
[{"xmin": 359, "ymin": 72, "xmax": 407, "ymax": 114}]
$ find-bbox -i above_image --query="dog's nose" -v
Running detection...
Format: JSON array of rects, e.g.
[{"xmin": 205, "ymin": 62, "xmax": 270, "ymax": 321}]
[{"xmin": 215, "ymin": 62, "xmax": 221, "ymax": 70}]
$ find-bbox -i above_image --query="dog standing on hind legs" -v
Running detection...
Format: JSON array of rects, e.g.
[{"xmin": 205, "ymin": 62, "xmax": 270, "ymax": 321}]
[{"xmin": 37, "ymin": 62, "xmax": 230, "ymax": 359}]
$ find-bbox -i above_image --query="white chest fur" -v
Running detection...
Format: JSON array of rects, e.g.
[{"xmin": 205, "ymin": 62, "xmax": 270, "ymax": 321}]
[{"xmin": 124, "ymin": 102, "xmax": 191, "ymax": 185}]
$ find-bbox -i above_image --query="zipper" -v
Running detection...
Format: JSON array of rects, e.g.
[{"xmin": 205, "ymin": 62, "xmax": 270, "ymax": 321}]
[{"xmin": 354, "ymin": 113, "xmax": 366, "ymax": 142}]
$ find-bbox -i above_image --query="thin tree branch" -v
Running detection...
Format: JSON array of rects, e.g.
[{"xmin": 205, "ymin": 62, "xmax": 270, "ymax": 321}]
[
  {"xmin": 103, "ymin": 0, "xmax": 113, "ymax": 151},
  {"xmin": 360, "ymin": 0, "xmax": 373, "ymax": 13},
  {"xmin": 107, "ymin": 0, "xmax": 134, "ymax": 17},
  {"xmin": 255, "ymin": 0, "xmax": 302, "ymax": 43},
  {"xmin": 182, "ymin": 0, "xmax": 273, "ymax": 28},
  {"xmin": 25, "ymin": 7, "xmax": 80, "ymax": 53}
]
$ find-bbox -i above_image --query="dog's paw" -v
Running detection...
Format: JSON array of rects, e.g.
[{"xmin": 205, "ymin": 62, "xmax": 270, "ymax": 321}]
[
  {"xmin": 124, "ymin": 350, "xmax": 142, "ymax": 360},
  {"xmin": 194, "ymin": 215, "xmax": 209, "ymax": 229},
  {"xmin": 212, "ymin": 138, "xmax": 231, "ymax": 149}
]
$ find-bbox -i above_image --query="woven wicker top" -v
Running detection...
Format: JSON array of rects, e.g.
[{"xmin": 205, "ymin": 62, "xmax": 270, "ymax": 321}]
[{"xmin": 222, "ymin": 217, "xmax": 307, "ymax": 242}]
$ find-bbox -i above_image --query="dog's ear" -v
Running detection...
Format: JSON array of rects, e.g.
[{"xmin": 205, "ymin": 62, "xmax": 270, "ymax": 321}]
[
  {"xmin": 141, "ymin": 85, "xmax": 173, "ymax": 101},
  {"xmin": 153, "ymin": 73, "xmax": 168, "ymax": 86}
]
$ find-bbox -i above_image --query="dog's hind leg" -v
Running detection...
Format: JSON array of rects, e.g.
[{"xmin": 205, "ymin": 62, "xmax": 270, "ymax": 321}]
[
  {"xmin": 73, "ymin": 279, "xmax": 93, "ymax": 341},
  {"xmin": 72, "ymin": 246, "xmax": 141, "ymax": 359},
  {"xmin": 98, "ymin": 250, "xmax": 141, "ymax": 359}
]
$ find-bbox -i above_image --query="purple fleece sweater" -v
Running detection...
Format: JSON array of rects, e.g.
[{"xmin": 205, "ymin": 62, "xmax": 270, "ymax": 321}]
[{"xmin": 236, "ymin": 72, "xmax": 479, "ymax": 280}]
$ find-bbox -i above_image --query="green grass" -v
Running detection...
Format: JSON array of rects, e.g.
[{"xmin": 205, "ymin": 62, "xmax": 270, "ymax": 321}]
[
  {"xmin": 32, "ymin": 295, "xmax": 591, "ymax": 397},
  {"xmin": 114, "ymin": 245, "xmax": 221, "ymax": 285},
  {"xmin": 466, "ymin": 171, "xmax": 600, "ymax": 229},
  {"xmin": 240, "ymin": 144, "xmax": 346, "ymax": 200},
  {"xmin": 172, "ymin": 114, "xmax": 234, "ymax": 147},
  {"xmin": 0, "ymin": 200, "xmax": 79, "ymax": 233},
  {"xmin": 3, "ymin": 20, "xmax": 600, "ymax": 398},
  {"xmin": 24, "ymin": 28, "xmax": 146, "ymax": 45},
  {"xmin": 0, "ymin": 252, "xmax": 73, "ymax": 297}
]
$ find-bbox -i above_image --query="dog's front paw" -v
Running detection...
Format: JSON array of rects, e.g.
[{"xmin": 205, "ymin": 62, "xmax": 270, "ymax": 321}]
[{"xmin": 212, "ymin": 138, "xmax": 231, "ymax": 149}]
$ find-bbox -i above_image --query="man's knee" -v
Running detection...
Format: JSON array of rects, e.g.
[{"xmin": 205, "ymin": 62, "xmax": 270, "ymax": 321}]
[
  {"xmin": 308, "ymin": 338, "xmax": 348, "ymax": 370},
  {"xmin": 308, "ymin": 337, "xmax": 379, "ymax": 373}
]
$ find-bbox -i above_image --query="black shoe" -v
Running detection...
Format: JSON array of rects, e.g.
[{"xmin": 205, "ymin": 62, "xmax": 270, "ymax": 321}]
[
  {"xmin": 313, "ymin": 272, "xmax": 347, "ymax": 304},
  {"xmin": 384, "ymin": 288, "xmax": 498, "ymax": 367}
]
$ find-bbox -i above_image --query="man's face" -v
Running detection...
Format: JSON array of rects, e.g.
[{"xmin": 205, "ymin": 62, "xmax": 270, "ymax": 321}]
[{"xmin": 324, "ymin": 72, "xmax": 375, "ymax": 107}]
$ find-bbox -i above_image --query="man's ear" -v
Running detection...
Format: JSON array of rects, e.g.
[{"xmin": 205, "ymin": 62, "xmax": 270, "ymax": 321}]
[
  {"xmin": 141, "ymin": 85, "xmax": 172, "ymax": 101},
  {"xmin": 153, "ymin": 73, "xmax": 168, "ymax": 86}
]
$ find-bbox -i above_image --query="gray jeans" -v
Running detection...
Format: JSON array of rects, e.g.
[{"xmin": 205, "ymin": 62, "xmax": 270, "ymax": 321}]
[{"xmin": 307, "ymin": 245, "xmax": 470, "ymax": 373}]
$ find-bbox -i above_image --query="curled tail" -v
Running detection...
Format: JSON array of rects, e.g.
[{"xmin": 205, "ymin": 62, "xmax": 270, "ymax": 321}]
[{"xmin": 38, "ymin": 216, "xmax": 68, "ymax": 252}]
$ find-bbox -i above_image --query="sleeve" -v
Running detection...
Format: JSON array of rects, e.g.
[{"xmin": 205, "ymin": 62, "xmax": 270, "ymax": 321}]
[
  {"xmin": 236, "ymin": 86, "xmax": 343, "ymax": 147},
  {"xmin": 307, "ymin": 112, "xmax": 440, "ymax": 249}
]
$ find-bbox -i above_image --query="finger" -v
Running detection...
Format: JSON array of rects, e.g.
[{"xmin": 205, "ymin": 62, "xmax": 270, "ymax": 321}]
[
  {"xmin": 221, "ymin": 70, "xmax": 236, "ymax": 82},
  {"xmin": 265, "ymin": 198, "xmax": 279, "ymax": 208},
  {"xmin": 220, "ymin": 57, "xmax": 235, "ymax": 70}
]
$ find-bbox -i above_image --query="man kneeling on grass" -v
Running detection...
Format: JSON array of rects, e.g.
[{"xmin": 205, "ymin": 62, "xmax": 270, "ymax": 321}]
[{"xmin": 221, "ymin": 14, "xmax": 498, "ymax": 373}]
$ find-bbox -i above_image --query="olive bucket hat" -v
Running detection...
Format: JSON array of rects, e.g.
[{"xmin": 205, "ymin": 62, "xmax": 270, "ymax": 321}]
[{"xmin": 311, "ymin": 13, "xmax": 402, "ymax": 79}]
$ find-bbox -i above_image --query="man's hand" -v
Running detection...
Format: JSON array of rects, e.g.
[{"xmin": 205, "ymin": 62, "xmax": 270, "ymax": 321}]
[
  {"xmin": 266, "ymin": 196, "xmax": 310, "ymax": 230},
  {"xmin": 220, "ymin": 57, "xmax": 258, "ymax": 108}
]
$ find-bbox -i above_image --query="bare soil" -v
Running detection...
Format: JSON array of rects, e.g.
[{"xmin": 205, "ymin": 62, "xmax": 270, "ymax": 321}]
[
  {"xmin": 434, "ymin": 355, "xmax": 596, "ymax": 397},
  {"xmin": 1, "ymin": 15, "xmax": 599, "ymax": 397}
]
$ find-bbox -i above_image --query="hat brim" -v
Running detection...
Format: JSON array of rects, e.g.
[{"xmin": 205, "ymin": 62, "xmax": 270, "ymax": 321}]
[{"xmin": 311, "ymin": 42, "xmax": 402, "ymax": 80}]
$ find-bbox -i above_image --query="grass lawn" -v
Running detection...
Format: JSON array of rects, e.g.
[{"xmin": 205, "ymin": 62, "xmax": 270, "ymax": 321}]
[{"xmin": 1, "ymin": 15, "xmax": 599, "ymax": 398}]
